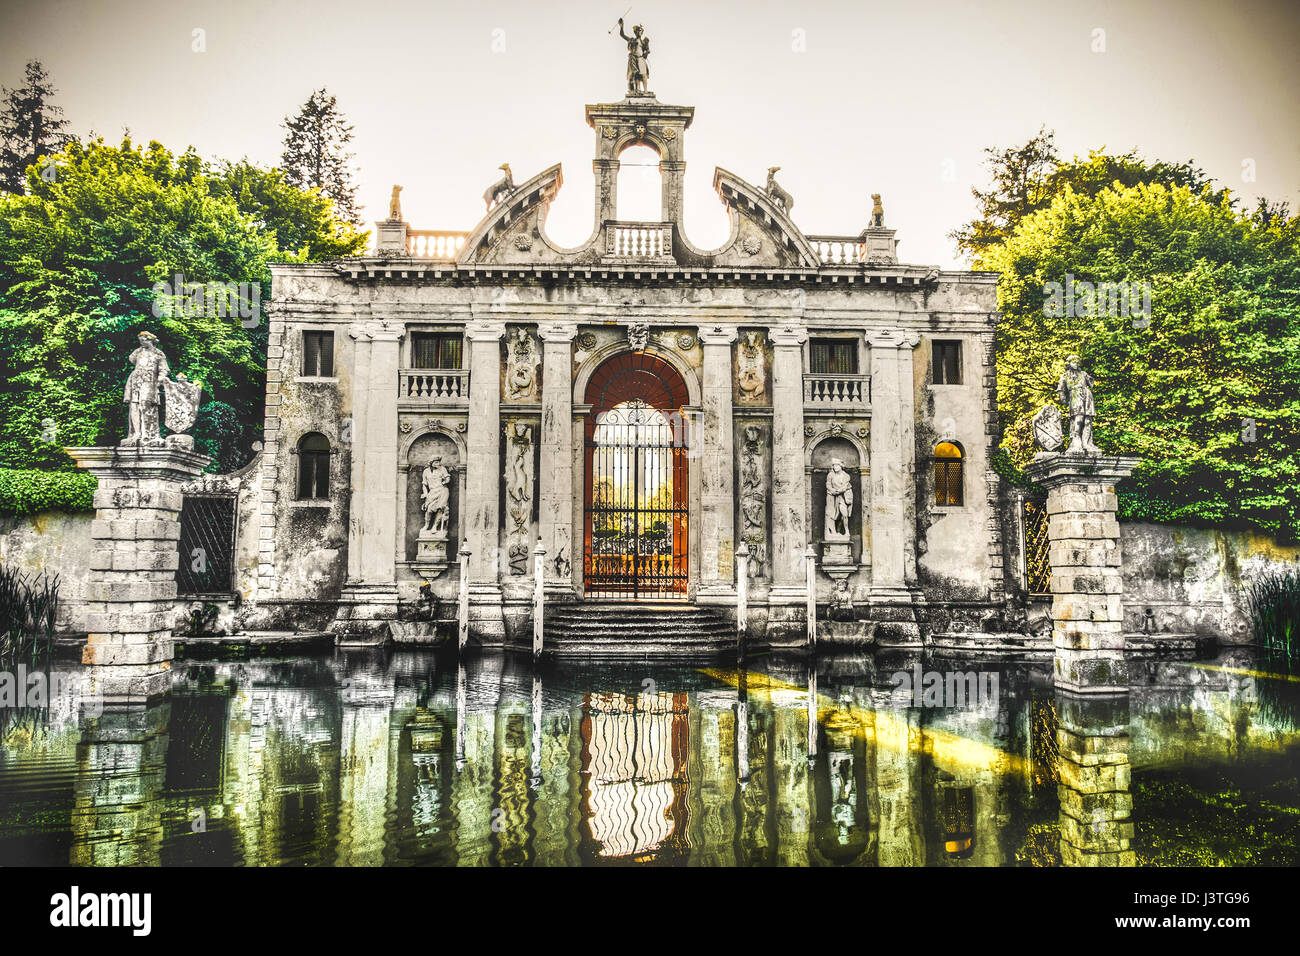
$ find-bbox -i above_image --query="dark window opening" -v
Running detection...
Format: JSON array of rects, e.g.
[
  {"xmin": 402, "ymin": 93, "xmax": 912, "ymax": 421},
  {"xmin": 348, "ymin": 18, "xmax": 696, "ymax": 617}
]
[
  {"xmin": 297, "ymin": 433, "xmax": 331, "ymax": 500},
  {"xmin": 810, "ymin": 338, "xmax": 858, "ymax": 374},
  {"xmin": 411, "ymin": 332, "xmax": 462, "ymax": 370},
  {"xmin": 933, "ymin": 340, "xmax": 961, "ymax": 384},
  {"xmin": 302, "ymin": 331, "xmax": 334, "ymax": 377},
  {"xmin": 934, "ymin": 441, "xmax": 963, "ymax": 506}
]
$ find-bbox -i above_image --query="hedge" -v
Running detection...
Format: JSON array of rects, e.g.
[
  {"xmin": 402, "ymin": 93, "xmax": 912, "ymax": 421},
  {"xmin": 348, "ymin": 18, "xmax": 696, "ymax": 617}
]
[{"xmin": 0, "ymin": 468, "xmax": 97, "ymax": 516}]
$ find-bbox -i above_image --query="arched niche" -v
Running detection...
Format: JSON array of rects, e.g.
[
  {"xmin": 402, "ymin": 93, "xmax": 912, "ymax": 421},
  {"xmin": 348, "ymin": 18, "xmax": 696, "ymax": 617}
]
[
  {"xmin": 809, "ymin": 436, "xmax": 864, "ymax": 561},
  {"xmin": 403, "ymin": 432, "xmax": 462, "ymax": 562}
]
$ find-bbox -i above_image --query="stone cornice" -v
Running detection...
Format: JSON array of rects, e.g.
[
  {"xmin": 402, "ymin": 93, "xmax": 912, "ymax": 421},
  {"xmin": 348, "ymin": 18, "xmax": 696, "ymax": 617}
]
[
  {"xmin": 66, "ymin": 445, "xmax": 212, "ymax": 482},
  {"xmin": 866, "ymin": 328, "xmax": 921, "ymax": 350},
  {"xmin": 768, "ymin": 325, "xmax": 808, "ymax": 347},
  {"xmin": 697, "ymin": 325, "xmax": 738, "ymax": 346},
  {"xmin": 1025, "ymin": 454, "xmax": 1143, "ymax": 489},
  {"xmin": 464, "ymin": 320, "xmax": 507, "ymax": 342},
  {"xmin": 538, "ymin": 322, "xmax": 580, "ymax": 343}
]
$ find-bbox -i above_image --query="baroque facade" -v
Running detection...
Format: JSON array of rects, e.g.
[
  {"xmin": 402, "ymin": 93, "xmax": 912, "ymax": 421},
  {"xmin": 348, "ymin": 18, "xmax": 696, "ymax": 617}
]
[{"xmin": 240, "ymin": 89, "xmax": 1008, "ymax": 644}]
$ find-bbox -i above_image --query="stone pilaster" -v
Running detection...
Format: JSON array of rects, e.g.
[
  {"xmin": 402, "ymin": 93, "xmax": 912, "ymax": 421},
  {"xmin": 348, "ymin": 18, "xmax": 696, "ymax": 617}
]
[
  {"xmin": 593, "ymin": 158, "xmax": 619, "ymax": 224},
  {"xmin": 698, "ymin": 326, "xmax": 737, "ymax": 601},
  {"xmin": 768, "ymin": 325, "xmax": 808, "ymax": 607},
  {"xmin": 539, "ymin": 322, "xmax": 578, "ymax": 598},
  {"xmin": 339, "ymin": 321, "xmax": 404, "ymax": 627},
  {"xmin": 464, "ymin": 321, "xmax": 506, "ymax": 641},
  {"xmin": 66, "ymin": 444, "xmax": 210, "ymax": 704},
  {"xmin": 1026, "ymin": 454, "xmax": 1141, "ymax": 695},
  {"xmin": 867, "ymin": 329, "xmax": 921, "ymax": 626}
]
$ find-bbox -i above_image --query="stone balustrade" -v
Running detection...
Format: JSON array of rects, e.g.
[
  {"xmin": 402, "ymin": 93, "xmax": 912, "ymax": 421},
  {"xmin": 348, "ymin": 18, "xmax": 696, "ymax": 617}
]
[
  {"xmin": 605, "ymin": 221, "xmax": 672, "ymax": 259},
  {"xmin": 803, "ymin": 372, "xmax": 871, "ymax": 407},
  {"xmin": 398, "ymin": 368, "xmax": 469, "ymax": 403},
  {"xmin": 406, "ymin": 230, "xmax": 468, "ymax": 259},
  {"xmin": 808, "ymin": 235, "xmax": 863, "ymax": 265}
]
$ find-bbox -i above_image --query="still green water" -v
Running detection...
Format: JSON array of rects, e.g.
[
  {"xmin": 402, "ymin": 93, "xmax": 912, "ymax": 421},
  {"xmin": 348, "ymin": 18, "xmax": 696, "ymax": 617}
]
[{"xmin": 0, "ymin": 648, "xmax": 1296, "ymax": 866}]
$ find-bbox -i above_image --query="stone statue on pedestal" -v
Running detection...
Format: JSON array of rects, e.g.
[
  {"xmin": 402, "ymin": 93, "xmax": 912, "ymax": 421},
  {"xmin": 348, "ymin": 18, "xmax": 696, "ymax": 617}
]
[
  {"xmin": 123, "ymin": 331, "xmax": 200, "ymax": 448},
  {"xmin": 617, "ymin": 19, "xmax": 650, "ymax": 95},
  {"xmin": 824, "ymin": 458, "xmax": 853, "ymax": 539},
  {"xmin": 420, "ymin": 458, "xmax": 451, "ymax": 536},
  {"xmin": 870, "ymin": 193, "xmax": 884, "ymax": 228},
  {"xmin": 1057, "ymin": 354, "xmax": 1099, "ymax": 455}
]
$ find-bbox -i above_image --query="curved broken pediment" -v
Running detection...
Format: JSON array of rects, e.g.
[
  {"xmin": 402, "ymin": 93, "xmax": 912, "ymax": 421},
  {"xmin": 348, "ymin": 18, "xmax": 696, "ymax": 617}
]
[
  {"xmin": 702, "ymin": 167, "xmax": 821, "ymax": 269},
  {"xmin": 457, "ymin": 164, "xmax": 566, "ymax": 265}
]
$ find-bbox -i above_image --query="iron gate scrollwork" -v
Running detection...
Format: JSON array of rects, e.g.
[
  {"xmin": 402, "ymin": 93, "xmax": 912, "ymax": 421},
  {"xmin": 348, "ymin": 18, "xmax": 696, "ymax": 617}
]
[
  {"xmin": 584, "ymin": 400, "xmax": 688, "ymax": 599},
  {"xmin": 1023, "ymin": 496, "xmax": 1051, "ymax": 595},
  {"xmin": 176, "ymin": 493, "xmax": 237, "ymax": 596}
]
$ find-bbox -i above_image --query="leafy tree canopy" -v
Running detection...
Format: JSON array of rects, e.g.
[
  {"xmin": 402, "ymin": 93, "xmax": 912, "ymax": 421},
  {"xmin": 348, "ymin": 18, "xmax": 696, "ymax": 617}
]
[
  {"xmin": 986, "ymin": 180, "xmax": 1300, "ymax": 537},
  {"xmin": 0, "ymin": 136, "xmax": 366, "ymax": 476}
]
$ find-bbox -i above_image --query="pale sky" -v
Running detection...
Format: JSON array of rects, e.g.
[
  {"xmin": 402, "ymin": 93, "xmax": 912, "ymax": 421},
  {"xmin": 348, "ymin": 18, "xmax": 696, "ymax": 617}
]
[{"xmin": 3, "ymin": 0, "xmax": 1297, "ymax": 269}]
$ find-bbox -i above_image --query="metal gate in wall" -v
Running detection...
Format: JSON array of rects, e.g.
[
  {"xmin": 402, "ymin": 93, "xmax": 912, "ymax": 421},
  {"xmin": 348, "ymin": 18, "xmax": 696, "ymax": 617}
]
[
  {"xmin": 584, "ymin": 400, "xmax": 688, "ymax": 600},
  {"xmin": 176, "ymin": 492, "xmax": 237, "ymax": 596}
]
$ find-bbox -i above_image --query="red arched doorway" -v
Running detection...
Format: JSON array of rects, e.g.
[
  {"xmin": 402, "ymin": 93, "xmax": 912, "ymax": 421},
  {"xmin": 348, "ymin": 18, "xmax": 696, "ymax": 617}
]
[{"xmin": 584, "ymin": 351, "xmax": 690, "ymax": 600}]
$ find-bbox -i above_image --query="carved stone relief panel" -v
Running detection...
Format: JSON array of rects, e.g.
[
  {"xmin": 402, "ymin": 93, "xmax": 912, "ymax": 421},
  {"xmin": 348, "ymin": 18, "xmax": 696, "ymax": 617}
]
[{"xmin": 505, "ymin": 420, "xmax": 535, "ymax": 575}]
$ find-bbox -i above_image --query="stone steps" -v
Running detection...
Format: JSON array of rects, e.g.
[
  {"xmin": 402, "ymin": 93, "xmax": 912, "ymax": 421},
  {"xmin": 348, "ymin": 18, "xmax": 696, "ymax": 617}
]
[{"xmin": 542, "ymin": 602, "xmax": 736, "ymax": 657}]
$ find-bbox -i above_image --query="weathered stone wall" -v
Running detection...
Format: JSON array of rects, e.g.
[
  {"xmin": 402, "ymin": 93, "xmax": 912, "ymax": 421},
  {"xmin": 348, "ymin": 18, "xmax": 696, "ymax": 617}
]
[
  {"xmin": 1120, "ymin": 521, "xmax": 1300, "ymax": 642},
  {"xmin": 0, "ymin": 509, "xmax": 94, "ymax": 633}
]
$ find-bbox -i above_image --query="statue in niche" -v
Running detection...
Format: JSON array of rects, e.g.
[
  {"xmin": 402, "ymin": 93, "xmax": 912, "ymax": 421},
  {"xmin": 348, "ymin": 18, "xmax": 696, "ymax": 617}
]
[
  {"xmin": 123, "ymin": 330, "xmax": 201, "ymax": 447},
  {"xmin": 1056, "ymin": 354, "xmax": 1099, "ymax": 455},
  {"xmin": 739, "ymin": 425, "xmax": 768, "ymax": 577},
  {"xmin": 420, "ymin": 458, "xmax": 451, "ymax": 537},
  {"xmin": 506, "ymin": 422, "xmax": 534, "ymax": 574},
  {"xmin": 824, "ymin": 458, "xmax": 853, "ymax": 540},
  {"xmin": 617, "ymin": 19, "xmax": 651, "ymax": 95},
  {"xmin": 738, "ymin": 331, "xmax": 766, "ymax": 401},
  {"xmin": 505, "ymin": 327, "xmax": 539, "ymax": 400}
]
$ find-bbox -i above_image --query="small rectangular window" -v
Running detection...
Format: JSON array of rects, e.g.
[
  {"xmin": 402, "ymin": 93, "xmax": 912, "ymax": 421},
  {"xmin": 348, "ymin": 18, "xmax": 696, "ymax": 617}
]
[
  {"xmin": 810, "ymin": 338, "xmax": 858, "ymax": 374},
  {"xmin": 933, "ymin": 340, "xmax": 961, "ymax": 385},
  {"xmin": 412, "ymin": 332, "xmax": 463, "ymax": 370},
  {"xmin": 302, "ymin": 331, "xmax": 334, "ymax": 377}
]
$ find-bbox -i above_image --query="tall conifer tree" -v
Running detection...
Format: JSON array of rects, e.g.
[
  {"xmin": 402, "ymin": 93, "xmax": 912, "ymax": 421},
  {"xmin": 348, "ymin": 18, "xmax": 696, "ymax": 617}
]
[{"xmin": 279, "ymin": 88, "xmax": 360, "ymax": 224}]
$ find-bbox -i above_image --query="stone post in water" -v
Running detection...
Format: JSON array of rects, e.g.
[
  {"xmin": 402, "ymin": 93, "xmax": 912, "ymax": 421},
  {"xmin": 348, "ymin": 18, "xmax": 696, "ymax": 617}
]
[
  {"xmin": 1024, "ymin": 359, "xmax": 1141, "ymax": 695},
  {"xmin": 67, "ymin": 330, "xmax": 208, "ymax": 704}
]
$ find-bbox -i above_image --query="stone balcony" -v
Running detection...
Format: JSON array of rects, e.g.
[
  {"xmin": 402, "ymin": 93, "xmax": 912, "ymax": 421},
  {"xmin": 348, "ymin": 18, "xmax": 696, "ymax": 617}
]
[
  {"xmin": 398, "ymin": 368, "xmax": 469, "ymax": 405},
  {"xmin": 604, "ymin": 220, "xmax": 674, "ymax": 261},
  {"xmin": 803, "ymin": 372, "xmax": 871, "ymax": 408},
  {"xmin": 406, "ymin": 230, "xmax": 469, "ymax": 259},
  {"xmin": 807, "ymin": 229, "xmax": 898, "ymax": 265}
]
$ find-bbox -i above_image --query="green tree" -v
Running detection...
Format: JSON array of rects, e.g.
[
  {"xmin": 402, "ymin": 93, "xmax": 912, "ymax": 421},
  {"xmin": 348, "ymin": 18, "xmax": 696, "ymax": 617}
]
[
  {"xmin": 280, "ymin": 88, "xmax": 360, "ymax": 225},
  {"xmin": 986, "ymin": 181, "xmax": 1300, "ymax": 537},
  {"xmin": 0, "ymin": 136, "xmax": 366, "ymax": 494},
  {"xmin": 952, "ymin": 127, "xmax": 1228, "ymax": 267},
  {"xmin": 0, "ymin": 59, "xmax": 74, "ymax": 194}
]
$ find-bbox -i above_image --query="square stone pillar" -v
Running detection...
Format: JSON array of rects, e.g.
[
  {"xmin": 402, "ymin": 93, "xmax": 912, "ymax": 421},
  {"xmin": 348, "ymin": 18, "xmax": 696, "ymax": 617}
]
[
  {"xmin": 866, "ymin": 329, "xmax": 921, "ymax": 618},
  {"xmin": 1025, "ymin": 454, "xmax": 1141, "ymax": 695},
  {"xmin": 1056, "ymin": 694, "xmax": 1135, "ymax": 865},
  {"xmin": 340, "ymin": 321, "xmax": 404, "ymax": 626},
  {"xmin": 539, "ymin": 323, "xmax": 578, "ymax": 598},
  {"xmin": 464, "ymin": 321, "xmax": 506, "ymax": 641},
  {"xmin": 768, "ymin": 326, "xmax": 808, "ymax": 605},
  {"xmin": 698, "ymin": 326, "xmax": 737, "ymax": 602},
  {"xmin": 66, "ymin": 444, "xmax": 211, "ymax": 705}
]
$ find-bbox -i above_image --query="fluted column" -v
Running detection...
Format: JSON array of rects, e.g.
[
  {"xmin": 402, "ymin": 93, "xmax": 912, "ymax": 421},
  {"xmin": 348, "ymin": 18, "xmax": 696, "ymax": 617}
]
[
  {"xmin": 698, "ymin": 326, "xmax": 737, "ymax": 600},
  {"xmin": 769, "ymin": 325, "xmax": 808, "ymax": 603},
  {"xmin": 539, "ymin": 322, "xmax": 578, "ymax": 597},
  {"xmin": 464, "ymin": 321, "xmax": 506, "ymax": 641}
]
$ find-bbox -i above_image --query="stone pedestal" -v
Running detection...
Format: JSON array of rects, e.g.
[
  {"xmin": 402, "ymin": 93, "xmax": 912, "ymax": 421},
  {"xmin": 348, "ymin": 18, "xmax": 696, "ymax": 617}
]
[
  {"xmin": 858, "ymin": 226, "xmax": 898, "ymax": 264},
  {"xmin": 374, "ymin": 219, "xmax": 407, "ymax": 254},
  {"xmin": 416, "ymin": 530, "xmax": 449, "ymax": 566},
  {"xmin": 1026, "ymin": 454, "xmax": 1141, "ymax": 695},
  {"xmin": 66, "ymin": 445, "xmax": 210, "ymax": 705}
]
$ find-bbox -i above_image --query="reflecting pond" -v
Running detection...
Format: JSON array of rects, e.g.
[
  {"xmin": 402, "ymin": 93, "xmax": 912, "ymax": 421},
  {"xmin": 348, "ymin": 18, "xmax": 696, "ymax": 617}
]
[{"xmin": 1, "ymin": 648, "xmax": 1297, "ymax": 866}]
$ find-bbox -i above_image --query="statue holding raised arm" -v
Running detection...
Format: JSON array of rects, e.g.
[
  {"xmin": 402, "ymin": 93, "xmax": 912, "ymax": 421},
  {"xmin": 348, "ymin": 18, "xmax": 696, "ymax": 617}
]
[{"xmin": 618, "ymin": 19, "xmax": 650, "ymax": 95}]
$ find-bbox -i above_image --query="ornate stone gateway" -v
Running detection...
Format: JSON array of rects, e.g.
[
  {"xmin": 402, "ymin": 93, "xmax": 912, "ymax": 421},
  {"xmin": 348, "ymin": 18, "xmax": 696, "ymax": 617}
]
[{"xmin": 583, "ymin": 352, "xmax": 689, "ymax": 600}]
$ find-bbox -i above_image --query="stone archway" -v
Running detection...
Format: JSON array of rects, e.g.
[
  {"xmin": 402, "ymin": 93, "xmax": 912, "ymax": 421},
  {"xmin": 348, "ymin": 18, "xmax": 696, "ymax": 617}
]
[{"xmin": 582, "ymin": 351, "xmax": 692, "ymax": 600}]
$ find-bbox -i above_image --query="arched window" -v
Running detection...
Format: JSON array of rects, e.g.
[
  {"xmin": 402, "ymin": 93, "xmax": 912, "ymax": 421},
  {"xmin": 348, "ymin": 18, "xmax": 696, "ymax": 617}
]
[
  {"xmin": 297, "ymin": 433, "xmax": 331, "ymax": 500},
  {"xmin": 616, "ymin": 144, "xmax": 662, "ymax": 221},
  {"xmin": 934, "ymin": 441, "xmax": 963, "ymax": 506}
]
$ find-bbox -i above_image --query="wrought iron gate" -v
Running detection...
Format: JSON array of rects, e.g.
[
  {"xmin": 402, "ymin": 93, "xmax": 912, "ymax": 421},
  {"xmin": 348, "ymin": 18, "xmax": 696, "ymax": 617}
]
[
  {"xmin": 584, "ymin": 401, "xmax": 688, "ymax": 599},
  {"xmin": 176, "ymin": 493, "xmax": 237, "ymax": 596},
  {"xmin": 1022, "ymin": 496, "xmax": 1051, "ymax": 595}
]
